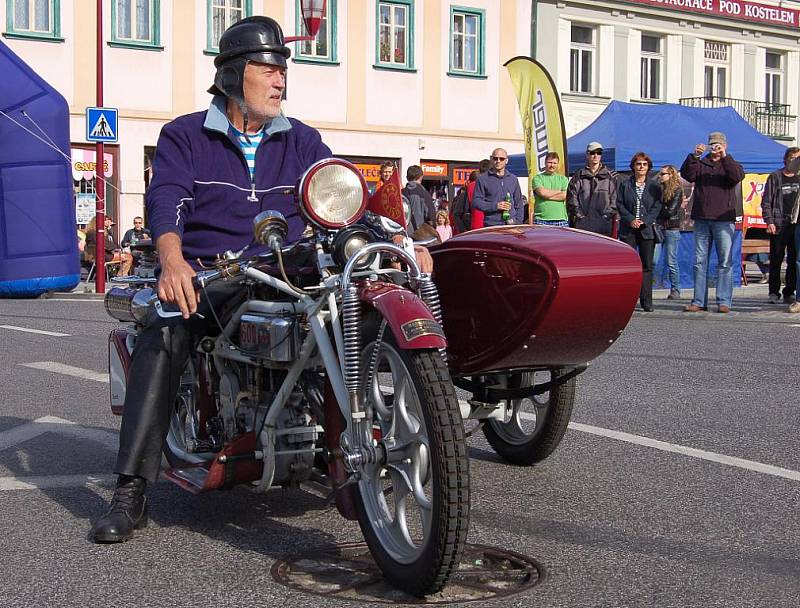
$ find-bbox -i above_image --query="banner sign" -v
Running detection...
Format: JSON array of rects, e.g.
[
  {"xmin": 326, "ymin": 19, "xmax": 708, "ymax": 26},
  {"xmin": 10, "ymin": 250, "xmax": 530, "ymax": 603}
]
[
  {"xmin": 505, "ymin": 56, "xmax": 568, "ymax": 221},
  {"xmin": 71, "ymin": 148, "xmax": 113, "ymax": 181},
  {"xmin": 421, "ymin": 161, "xmax": 448, "ymax": 177},
  {"xmin": 742, "ymin": 173, "xmax": 768, "ymax": 228},
  {"xmin": 453, "ymin": 167, "xmax": 479, "ymax": 186},
  {"xmin": 623, "ymin": 0, "xmax": 800, "ymax": 29}
]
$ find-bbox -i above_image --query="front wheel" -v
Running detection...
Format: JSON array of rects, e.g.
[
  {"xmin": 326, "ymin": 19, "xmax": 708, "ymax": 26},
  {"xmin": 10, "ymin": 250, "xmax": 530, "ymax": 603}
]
[
  {"xmin": 482, "ymin": 369, "xmax": 576, "ymax": 466},
  {"xmin": 356, "ymin": 333, "xmax": 470, "ymax": 597}
]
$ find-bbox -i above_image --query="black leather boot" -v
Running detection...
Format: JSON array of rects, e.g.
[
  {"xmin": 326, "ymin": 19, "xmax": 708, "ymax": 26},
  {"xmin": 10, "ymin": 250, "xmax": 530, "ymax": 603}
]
[{"xmin": 90, "ymin": 475, "xmax": 148, "ymax": 543}]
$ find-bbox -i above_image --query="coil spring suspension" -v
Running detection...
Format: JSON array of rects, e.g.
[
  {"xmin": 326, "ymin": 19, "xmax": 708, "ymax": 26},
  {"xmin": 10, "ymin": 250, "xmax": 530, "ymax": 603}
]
[
  {"xmin": 341, "ymin": 286, "xmax": 362, "ymax": 395},
  {"xmin": 418, "ymin": 274, "xmax": 447, "ymax": 362}
]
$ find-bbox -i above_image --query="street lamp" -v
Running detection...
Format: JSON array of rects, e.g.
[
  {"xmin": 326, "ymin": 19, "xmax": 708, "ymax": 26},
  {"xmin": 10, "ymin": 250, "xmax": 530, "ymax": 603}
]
[{"xmin": 285, "ymin": 0, "xmax": 326, "ymax": 42}]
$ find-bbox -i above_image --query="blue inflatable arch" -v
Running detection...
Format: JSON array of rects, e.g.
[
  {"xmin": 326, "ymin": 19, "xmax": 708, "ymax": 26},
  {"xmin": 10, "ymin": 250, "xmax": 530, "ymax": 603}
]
[{"xmin": 0, "ymin": 40, "xmax": 79, "ymax": 297}]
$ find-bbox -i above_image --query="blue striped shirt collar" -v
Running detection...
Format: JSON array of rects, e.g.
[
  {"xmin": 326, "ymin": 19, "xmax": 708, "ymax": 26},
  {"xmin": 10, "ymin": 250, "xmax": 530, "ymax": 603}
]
[{"xmin": 203, "ymin": 95, "xmax": 292, "ymax": 138}]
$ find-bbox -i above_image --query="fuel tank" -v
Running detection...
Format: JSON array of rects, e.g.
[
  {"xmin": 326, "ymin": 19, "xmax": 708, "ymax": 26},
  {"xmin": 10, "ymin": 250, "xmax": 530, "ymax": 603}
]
[{"xmin": 430, "ymin": 225, "xmax": 642, "ymax": 375}]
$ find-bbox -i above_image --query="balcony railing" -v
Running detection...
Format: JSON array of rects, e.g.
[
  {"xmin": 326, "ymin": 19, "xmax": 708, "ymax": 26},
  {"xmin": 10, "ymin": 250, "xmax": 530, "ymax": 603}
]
[{"xmin": 679, "ymin": 96, "xmax": 796, "ymax": 140}]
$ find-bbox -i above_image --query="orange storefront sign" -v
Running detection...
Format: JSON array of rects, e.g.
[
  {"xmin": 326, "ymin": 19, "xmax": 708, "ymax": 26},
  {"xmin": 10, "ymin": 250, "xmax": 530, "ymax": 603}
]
[
  {"xmin": 354, "ymin": 163, "xmax": 383, "ymax": 182},
  {"xmin": 453, "ymin": 167, "xmax": 478, "ymax": 186},
  {"xmin": 421, "ymin": 162, "xmax": 448, "ymax": 177}
]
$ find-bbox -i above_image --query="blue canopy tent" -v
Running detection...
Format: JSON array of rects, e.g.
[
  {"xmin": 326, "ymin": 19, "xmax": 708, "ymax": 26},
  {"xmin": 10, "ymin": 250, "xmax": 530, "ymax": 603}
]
[
  {"xmin": 507, "ymin": 100, "xmax": 787, "ymax": 175},
  {"xmin": 0, "ymin": 40, "xmax": 79, "ymax": 297},
  {"xmin": 507, "ymin": 101, "xmax": 787, "ymax": 290}
]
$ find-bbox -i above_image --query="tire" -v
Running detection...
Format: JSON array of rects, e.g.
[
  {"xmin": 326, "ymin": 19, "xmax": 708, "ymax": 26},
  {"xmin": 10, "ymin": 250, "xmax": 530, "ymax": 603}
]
[
  {"xmin": 355, "ymin": 332, "xmax": 470, "ymax": 597},
  {"xmin": 163, "ymin": 357, "xmax": 212, "ymax": 468},
  {"xmin": 482, "ymin": 369, "xmax": 576, "ymax": 466}
]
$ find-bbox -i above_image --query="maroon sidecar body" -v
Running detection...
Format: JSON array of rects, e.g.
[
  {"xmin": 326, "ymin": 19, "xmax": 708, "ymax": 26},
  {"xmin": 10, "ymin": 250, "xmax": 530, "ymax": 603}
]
[{"xmin": 431, "ymin": 225, "xmax": 643, "ymax": 376}]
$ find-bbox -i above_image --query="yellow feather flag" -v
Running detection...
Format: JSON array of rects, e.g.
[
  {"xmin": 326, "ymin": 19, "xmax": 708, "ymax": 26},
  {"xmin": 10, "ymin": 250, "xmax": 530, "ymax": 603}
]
[{"xmin": 504, "ymin": 57, "xmax": 567, "ymax": 222}]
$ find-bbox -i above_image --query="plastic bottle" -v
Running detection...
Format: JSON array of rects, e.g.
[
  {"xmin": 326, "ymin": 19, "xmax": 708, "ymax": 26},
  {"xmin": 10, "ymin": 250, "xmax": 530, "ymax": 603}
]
[{"xmin": 502, "ymin": 192, "xmax": 512, "ymax": 223}]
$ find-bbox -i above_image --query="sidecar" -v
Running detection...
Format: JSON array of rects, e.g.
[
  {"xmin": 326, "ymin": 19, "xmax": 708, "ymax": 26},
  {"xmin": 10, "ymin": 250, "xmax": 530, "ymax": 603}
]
[{"xmin": 430, "ymin": 225, "xmax": 642, "ymax": 465}]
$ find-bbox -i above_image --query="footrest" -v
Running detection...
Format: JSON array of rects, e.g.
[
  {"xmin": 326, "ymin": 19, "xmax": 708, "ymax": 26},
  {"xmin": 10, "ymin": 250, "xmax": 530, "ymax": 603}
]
[{"xmin": 162, "ymin": 463, "xmax": 213, "ymax": 494}]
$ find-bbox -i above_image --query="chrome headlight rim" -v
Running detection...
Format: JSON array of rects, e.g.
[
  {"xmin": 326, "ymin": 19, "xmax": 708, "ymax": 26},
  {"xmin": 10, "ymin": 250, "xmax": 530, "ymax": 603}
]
[
  {"xmin": 331, "ymin": 226, "xmax": 377, "ymax": 270},
  {"xmin": 299, "ymin": 158, "xmax": 368, "ymax": 230}
]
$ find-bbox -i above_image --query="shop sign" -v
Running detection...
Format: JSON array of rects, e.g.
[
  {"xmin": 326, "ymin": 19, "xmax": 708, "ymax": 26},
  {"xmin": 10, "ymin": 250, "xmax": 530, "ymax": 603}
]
[
  {"xmin": 354, "ymin": 163, "xmax": 382, "ymax": 182},
  {"xmin": 71, "ymin": 148, "xmax": 114, "ymax": 181},
  {"xmin": 624, "ymin": 0, "xmax": 800, "ymax": 29},
  {"xmin": 421, "ymin": 162, "xmax": 448, "ymax": 177},
  {"xmin": 453, "ymin": 167, "xmax": 478, "ymax": 186}
]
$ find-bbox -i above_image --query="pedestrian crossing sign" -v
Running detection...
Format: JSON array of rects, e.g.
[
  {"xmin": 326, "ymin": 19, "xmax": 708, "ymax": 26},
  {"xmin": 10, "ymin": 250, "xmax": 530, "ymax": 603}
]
[{"xmin": 86, "ymin": 107, "xmax": 118, "ymax": 143}]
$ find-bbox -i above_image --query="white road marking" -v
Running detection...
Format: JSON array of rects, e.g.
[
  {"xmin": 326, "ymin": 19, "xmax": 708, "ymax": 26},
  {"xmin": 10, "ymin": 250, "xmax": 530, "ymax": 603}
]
[
  {"xmin": 20, "ymin": 362, "xmax": 108, "ymax": 384},
  {"xmin": 40, "ymin": 298, "xmax": 104, "ymax": 302},
  {"xmin": 563, "ymin": 418, "xmax": 800, "ymax": 482},
  {"xmin": 0, "ymin": 415, "xmax": 118, "ymax": 452},
  {"xmin": 0, "ymin": 474, "xmax": 115, "ymax": 491},
  {"xmin": 0, "ymin": 325, "xmax": 69, "ymax": 337}
]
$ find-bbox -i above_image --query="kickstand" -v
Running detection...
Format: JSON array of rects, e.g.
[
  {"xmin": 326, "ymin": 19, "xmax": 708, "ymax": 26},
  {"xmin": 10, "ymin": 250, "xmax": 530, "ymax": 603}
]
[{"xmin": 324, "ymin": 474, "xmax": 359, "ymax": 505}]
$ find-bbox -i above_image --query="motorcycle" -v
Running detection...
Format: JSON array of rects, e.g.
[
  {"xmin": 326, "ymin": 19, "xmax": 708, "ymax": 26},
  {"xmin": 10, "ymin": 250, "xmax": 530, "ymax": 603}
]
[
  {"xmin": 107, "ymin": 158, "xmax": 469, "ymax": 596},
  {"xmin": 105, "ymin": 158, "xmax": 641, "ymax": 596}
]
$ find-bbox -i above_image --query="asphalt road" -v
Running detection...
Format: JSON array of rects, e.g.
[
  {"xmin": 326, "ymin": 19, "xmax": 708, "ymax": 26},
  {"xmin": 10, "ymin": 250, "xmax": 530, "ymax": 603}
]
[{"xmin": 1, "ymin": 285, "xmax": 798, "ymax": 607}]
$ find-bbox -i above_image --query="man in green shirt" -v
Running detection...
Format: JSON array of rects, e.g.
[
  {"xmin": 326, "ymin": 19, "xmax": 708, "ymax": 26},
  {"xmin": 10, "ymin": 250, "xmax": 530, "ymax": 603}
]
[{"xmin": 532, "ymin": 151, "xmax": 569, "ymax": 226}]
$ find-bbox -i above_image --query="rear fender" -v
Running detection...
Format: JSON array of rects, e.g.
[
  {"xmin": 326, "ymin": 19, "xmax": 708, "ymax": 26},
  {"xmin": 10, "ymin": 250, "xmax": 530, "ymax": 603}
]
[
  {"xmin": 108, "ymin": 328, "xmax": 134, "ymax": 416},
  {"xmin": 358, "ymin": 282, "xmax": 447, "ymax": 350}
]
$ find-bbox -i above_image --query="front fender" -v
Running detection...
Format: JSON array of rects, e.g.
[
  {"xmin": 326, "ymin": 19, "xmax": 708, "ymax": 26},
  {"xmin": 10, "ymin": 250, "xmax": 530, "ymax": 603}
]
[{"xmin": 358, "ymin": 282, "xmax": 447, "ymax": 350}]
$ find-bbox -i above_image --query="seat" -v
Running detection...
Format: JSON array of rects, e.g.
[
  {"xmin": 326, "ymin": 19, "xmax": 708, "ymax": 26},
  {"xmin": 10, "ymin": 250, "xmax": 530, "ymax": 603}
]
[
  {"xmin": 85, "ymin": 249, "xmax": 121, "ymax": 282},
  {"xmin": 740, "ymin": 224, "xmax": 771, "ymax": 286}
]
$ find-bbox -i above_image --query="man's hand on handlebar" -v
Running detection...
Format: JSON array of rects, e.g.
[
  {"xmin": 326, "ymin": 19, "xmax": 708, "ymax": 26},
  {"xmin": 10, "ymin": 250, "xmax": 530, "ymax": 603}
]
[
  {"xmin": 156, "ymin": 233, "xmax": 200, "ymax": 319},
  {"xmin": 414, "ymin": 245, "xmax": 434, "ymax": 274}
]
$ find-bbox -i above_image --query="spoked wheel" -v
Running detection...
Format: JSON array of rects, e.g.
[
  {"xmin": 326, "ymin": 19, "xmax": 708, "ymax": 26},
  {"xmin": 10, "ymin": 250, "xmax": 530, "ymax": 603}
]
[
  {"xmin": 483, "ymin": 369, "xmax": 576, "ymax": 466},
  {"xmin": 356, "ymin": 333, "xmax": 470, "ymax": 597},
  {"xmin": 163, "ymin": 357, "xmax": 212, "ymax": 467}
]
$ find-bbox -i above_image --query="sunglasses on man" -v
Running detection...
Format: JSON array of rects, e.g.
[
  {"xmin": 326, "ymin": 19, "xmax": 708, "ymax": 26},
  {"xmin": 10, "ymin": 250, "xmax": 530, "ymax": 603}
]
[
  {"xmin": 491, "ymin": 156, "xmax": 507, "ymax": 161},
  {"xmin": 588, "ymin": 150, "xmax": 603, "ymax": 156}
]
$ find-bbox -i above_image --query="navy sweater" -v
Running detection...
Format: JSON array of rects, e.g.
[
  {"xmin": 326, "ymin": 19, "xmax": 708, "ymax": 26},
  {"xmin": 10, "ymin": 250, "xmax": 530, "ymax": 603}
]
[{"xmin": 147, "ymin": 97, "xmax": 331, "ymax": 268}]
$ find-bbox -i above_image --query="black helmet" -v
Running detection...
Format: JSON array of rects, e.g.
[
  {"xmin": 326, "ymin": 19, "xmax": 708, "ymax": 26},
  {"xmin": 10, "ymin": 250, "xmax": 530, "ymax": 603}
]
[{"xmin": 207, "ymin": 16, "xmax": 290, "ymax": 99}]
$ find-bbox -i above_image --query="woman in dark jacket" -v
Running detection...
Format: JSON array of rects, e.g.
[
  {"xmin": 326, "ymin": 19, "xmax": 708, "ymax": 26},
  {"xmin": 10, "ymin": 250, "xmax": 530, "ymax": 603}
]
[
  {"xmin": 657, "ymin": 165, "xmax": 684, "ymax": 299},
  {"xmin": 617, "ymin": 152, "xmax": 664, "ymax": 311}
]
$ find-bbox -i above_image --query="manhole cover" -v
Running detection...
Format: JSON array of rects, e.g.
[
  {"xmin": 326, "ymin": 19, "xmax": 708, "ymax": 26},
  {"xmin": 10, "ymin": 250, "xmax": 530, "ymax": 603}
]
[{"xmin": 271, "ymin": 542, "xmax": 544, "ymax": 604}]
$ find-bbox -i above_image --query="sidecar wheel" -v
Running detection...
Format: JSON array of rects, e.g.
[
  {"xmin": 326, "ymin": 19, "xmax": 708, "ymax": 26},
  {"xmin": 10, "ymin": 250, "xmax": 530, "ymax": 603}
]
[
  {"xmin": 483, "ymin": 369, "xmax": 576, "ymax": 466},
  {"xmin": 356, "ymin": 334, "xmax": 470, "ymax": 597}
]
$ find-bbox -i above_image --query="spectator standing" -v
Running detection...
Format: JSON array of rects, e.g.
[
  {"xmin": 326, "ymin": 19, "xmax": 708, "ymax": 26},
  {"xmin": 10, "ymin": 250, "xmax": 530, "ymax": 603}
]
[
  {"xmin": 680, "ymin": 131, "xmax": 745, "ymax": 313},
  {"xmin": 657, "ymin": 165, "xmax": 684, "ymax": 299},
  {"xmin": 435, "ymin": 210, "xmax": 452, "ymax": 242},
  {"xmin": 617, "ymin": 152, "xmax": 664, "ymax": 312},
  {"xmin": 761, "ymin": 146, "xmax": 800, "ymax": 305},
  {"xmin": 121, "ymin": 216, "xmax": 152, "ymax": 248},
  {"xmin": 469, "ymin": 159, "xmax": 492, "ymax": 230},
  {"xmin": 532, "ymin": 151, "xmax": 569, "ymax": 226},
  {"xmin": 567, "ymin": 142, "xmax": 618, "ymax": 235},
  {"xmin": 401, "ymin": 165, "xmax": 437, "ymax": 234},
  {"xmin": 791, "ymin": 189, "xmax": 800, "ymax": 313},
  {"xmin": 472, "ymin": 148, "xmax": 524, "ymax": 226}
]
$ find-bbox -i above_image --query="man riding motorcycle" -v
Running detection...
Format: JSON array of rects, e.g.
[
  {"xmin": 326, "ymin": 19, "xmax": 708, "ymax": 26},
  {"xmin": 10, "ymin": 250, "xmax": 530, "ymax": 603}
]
[{"xmin": 90, "ymin": 15, "xmax": 430, "ymax": 543}]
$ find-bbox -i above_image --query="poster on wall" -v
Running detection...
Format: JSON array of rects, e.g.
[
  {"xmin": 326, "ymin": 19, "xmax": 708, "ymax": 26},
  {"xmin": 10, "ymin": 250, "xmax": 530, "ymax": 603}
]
[{"xmin": 75, "ymin": 193, "xmax": 96, "ymax": 225}]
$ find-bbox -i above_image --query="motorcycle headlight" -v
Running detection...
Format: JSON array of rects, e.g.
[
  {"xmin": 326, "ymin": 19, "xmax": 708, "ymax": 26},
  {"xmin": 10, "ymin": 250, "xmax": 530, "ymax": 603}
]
[
  {"xmin": 331, "ymin": 226, "xmax": 377, "ymax": 270},
  {"xmin": 299, "ymin": 158, "xmax": 368, "ymax": 230}
]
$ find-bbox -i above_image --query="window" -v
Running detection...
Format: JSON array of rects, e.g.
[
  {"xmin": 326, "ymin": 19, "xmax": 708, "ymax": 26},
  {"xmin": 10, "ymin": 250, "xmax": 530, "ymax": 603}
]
[
  {"xmin": 296, "ymin": 0, "xmax": 337, "ymax": 63},
  {"xmin": 111, "ymin": 0, "xmax": 160, "ymax": 48},
  {"xmin": 375, "ymin": 0, "xmax": 414, "ymax": 70},
  {"xmin": 703, "ymin": 41, "xmax": 729, "ymax": 98},
  {"xmin": 207, "ymin": 0, "xmax": 251, "ymax": 53},
  {"xmin": 5, "ymin": 0, "xmax": 61, "ymax": 40},
  {"xmin": 449, "ymin": 7, "xmax": 484, "ymax": 77},
  {"xmin": 640, "ymin": 34, "xmax": 662, "ymax": 100},
  {"xmin": 569, "ymin": 24, "xmax": 594, "ymax": 94},
  {"xmin": 765, "ymin": 51, "xmax": 783, "ymax": 108}
]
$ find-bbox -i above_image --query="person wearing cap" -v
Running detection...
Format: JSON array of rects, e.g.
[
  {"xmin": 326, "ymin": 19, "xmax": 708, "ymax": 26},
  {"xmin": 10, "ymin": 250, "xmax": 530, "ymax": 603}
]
[
  {"xmin": 85, "ymin": 215, "xmax": 133, "ymax": 277},
  {"xmin": 566, "ymin": 142, "xmax": 618, "ymax": 236},
  {"xmin": 680, "ymin": 131, "xmax": 745, "ymax": 313},
  {"xmin": 88, "ymin": 16, "xmax": 336, "ymax": 543}
]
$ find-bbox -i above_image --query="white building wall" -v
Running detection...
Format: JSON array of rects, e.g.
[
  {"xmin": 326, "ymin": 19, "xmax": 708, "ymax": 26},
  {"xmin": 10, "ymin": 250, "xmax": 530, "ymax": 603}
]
[
  {"xmin": 438, "ymin": 0, "xmax": 501, "ymax": 133},
  {"xmin": 664, "ymin": 34, "xmax": 682, "ymax": 103}
]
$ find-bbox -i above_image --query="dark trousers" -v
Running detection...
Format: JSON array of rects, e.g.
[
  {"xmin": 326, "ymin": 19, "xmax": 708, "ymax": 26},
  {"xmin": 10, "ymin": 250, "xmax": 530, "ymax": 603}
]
[
  {"xmin": 114, "ymin": 280, "xmax": 243, "ymax": 482},
  {"xmin": 621, "ymin": 230, "xmax": 655, "ymax": 308},
  {"xmin": 768, "ymin": 223, "xmax": 797, "ymax": 298}
]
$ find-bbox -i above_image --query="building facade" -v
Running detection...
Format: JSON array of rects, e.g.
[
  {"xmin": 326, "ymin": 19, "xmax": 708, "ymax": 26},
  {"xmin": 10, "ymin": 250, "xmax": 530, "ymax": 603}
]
[{"xmin": 2, "ymin": 0, "xmax": 799, "ymax": 230}]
